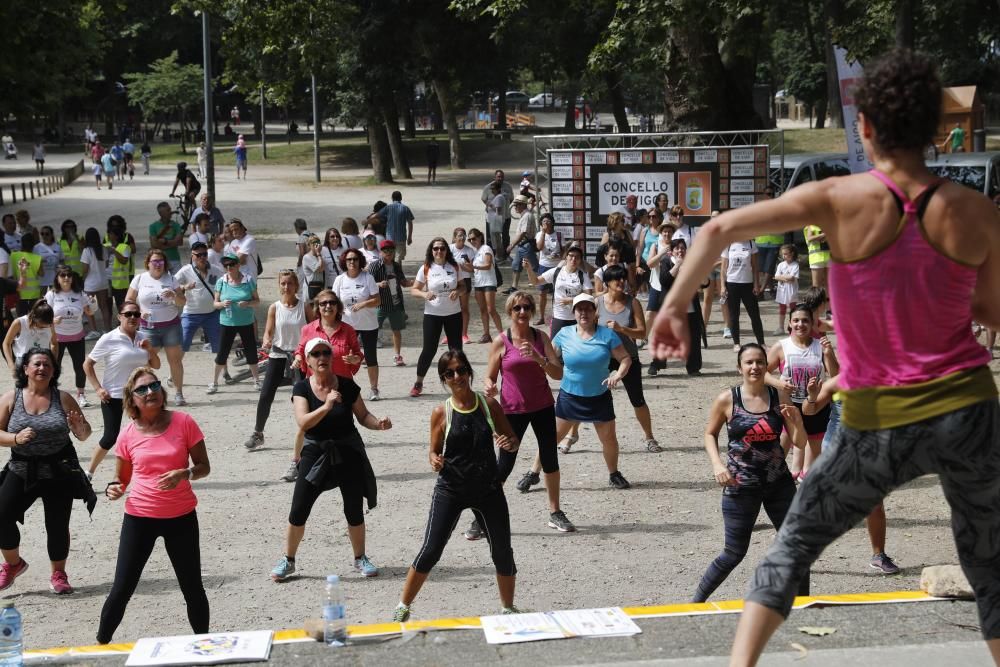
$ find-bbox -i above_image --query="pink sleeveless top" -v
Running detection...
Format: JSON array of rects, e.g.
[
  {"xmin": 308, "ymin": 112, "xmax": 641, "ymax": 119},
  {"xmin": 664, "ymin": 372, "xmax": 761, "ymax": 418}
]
[
  {"xmin": 499, "ymin": 329, "xmax": 555, "ymax": 414},
  {"xmin": 829, "ymin": 169, "xmax": 990, "ymax": 391}
]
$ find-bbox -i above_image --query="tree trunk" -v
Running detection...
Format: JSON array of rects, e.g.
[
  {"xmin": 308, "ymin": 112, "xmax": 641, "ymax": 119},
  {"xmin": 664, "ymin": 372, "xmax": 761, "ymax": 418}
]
[
  {"xmin": 404, "ymin": 91, "xmax": 416, "ymax": 139},
  {"xmin": 814, "ymin": 97, "xmax": 828, "ymax": 129},
  {"xmin": 367, "ymin": 111, "xmax": 393, "ymax": 184},
  {"xmin": 605, "ymin": 70, "xmax": 630, "ymax": 132},
  {"xmin": 563, "ymin": 80, "xmax": 580, "ymax": 131},
  {"xmin": 431, "ymin": 94, "xmax": 444, "ymax": 131},
  {"xmin": 180, "ymin": 108, "xmax": 187, "ymax": 154},
  {"xmin": 432, "ymin": 78, "xmax": 464, "ymax": 169},
  {"xmin": 382, "ymin": 98, "xmax": 412, "ymax": 179},
  {"xmin": 895, "ymin": 0, "xmax": 915, "ymax": 48},
  {"xmin": 823, "ymin": 0, "xmax": 844, "ymax": 128},
  {"xmin": 497, "ymin": 71, "xmax": 508, "ymax": 130}
]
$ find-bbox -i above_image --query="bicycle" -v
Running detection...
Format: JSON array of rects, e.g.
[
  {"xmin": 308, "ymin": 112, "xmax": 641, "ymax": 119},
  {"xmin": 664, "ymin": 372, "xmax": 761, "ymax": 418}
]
[{"xmin": 169, "ymin": 193, "xmax": 195, "ymax": 232}]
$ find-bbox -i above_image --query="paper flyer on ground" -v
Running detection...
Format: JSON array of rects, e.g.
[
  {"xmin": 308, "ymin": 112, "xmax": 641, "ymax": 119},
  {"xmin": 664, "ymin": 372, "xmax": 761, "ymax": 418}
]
[
  {"xmin": 125, "ymin": 630, "xmax": 273, "ymax": 666},
  {"xmin": 480, "ymin": 607, "xmax": 641, "ymax": 644}
]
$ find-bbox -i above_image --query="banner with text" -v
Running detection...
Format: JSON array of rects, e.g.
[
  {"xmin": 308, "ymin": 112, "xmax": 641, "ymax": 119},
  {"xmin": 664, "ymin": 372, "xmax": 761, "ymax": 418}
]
[{"xmin": 834, "ymin": 46, "xmax": 872, "ymax": 173}]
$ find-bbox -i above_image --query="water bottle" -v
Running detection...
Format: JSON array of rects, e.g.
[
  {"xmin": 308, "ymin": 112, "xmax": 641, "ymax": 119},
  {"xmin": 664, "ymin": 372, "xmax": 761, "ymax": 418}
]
[
  {"xmin": 0, "ymin": 602, "xmax": 23, "ymax": 666},
  {"xmin": 322, "ymin": 575, "xmax": 347, "ymax": 646},
  {"xmin": 225, "ymin": 301, "xmax": 233, "ymax": 319}
]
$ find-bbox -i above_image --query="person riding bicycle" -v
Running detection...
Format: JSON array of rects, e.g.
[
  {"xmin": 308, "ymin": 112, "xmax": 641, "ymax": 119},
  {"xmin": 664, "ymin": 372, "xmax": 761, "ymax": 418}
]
[{"xmin": 170, "ymin": 162, "xmax": 201, "ymax": 224}]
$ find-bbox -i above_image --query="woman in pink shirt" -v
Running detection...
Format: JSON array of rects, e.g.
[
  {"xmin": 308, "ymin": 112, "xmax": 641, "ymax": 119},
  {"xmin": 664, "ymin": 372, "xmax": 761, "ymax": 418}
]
[
  {"xmin": 293, "ymin": 289, "xmax": 362, "ymax": 378},
  {"xmin": 97, "ymin": 367, "xmax": 211, "ymax": 644}
]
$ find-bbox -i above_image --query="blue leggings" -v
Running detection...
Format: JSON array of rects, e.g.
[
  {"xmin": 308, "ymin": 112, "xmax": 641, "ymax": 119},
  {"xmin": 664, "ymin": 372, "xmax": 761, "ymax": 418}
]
[{"xmin": 693, "ymin": 475, "xmax": 809, "ymax": 602}]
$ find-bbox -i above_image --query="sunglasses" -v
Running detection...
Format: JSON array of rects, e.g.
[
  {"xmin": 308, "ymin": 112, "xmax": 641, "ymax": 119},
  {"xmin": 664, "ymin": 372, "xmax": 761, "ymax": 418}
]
[
  {"xmin": 309, "ymin": 349, "xmax": 332, "ymax": 357},
  {"xmin": 442, "ymin": 366, "xmax": 471, "ymax": 380},
  {"xmin": 132, "ymin": 381, "xmax": 162, "ymax": 396},
  {"xmin": 193, "ymin": 252, "xmax": 208, "ymax": 257},
  {"xmin": 317, "ymin": 300, "xmax": 339, "ymax": 308},
  {"xmin": 150, "ymin": 259, "xmax": 165, "ymax": 265},
  {"xmin": 120, "ymin": 311, "xmax": 141, "ymax": 318},
  {"xmin": 223, "ymin": 262, "xmax": 238, "ymax": 268},
  {"xmin": 58, "ymin": 273, "xmax": 73, "ymax": 278},
  {"xmin": 381, "ymin": 248, "xmax": 395, "ymax": 253},
  {"xmin": 346, "ymin": 257, "xmax": 360, "ymax": 262},
  {"xmin": 432, "ymin": 246, "xmax": 448, "ymax": 251},
  {"xmin": 511, "ymin": 304, "xmax": 533, "ymax": 313}
]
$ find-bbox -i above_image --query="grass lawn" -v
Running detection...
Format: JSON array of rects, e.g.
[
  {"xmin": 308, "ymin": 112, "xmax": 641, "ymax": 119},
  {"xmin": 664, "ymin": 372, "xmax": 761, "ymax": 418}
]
[{"xmin": 782, "ymin": 128, "xmax": 848, "ymax": 154}]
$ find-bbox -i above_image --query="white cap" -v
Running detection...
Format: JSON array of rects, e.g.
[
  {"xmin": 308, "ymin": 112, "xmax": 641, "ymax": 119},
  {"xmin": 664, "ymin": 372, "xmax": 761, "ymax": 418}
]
[
  {"xmin": 304, "ymin": 338, "xmax": 333, "ymax": 356},
  {"xmin": 572, "ymin": 293, "xmax": 596, "ymax": 310}
]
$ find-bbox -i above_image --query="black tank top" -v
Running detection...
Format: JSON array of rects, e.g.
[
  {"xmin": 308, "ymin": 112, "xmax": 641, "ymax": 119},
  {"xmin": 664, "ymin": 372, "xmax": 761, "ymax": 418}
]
[
  {"xmin": 439, "ymin": 393, "xmax": 498, "ymax": 495},
  {"xmin": 725, "ymin": 386, "xmax": 789, "ymax": 495}
]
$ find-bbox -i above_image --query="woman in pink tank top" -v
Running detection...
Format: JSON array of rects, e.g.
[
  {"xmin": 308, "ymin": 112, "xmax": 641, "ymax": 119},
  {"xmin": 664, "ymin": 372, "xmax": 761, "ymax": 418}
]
[
  {"xmin": 650, "ymin": 49, "xmax": 1000, "ymax": 666},
  {"xmin": 480, "ymin": 291, "xmax": 575, "ymax": 535}
]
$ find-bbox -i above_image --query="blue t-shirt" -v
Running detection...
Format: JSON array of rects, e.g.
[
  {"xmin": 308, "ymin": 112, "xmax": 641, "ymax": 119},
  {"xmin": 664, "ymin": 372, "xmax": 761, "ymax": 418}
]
[
  {"xmin": 379, "ymin": 201, "xmax": 414, "ymax": 243},
  {"xmin": 216, "ymin": 276, "xmax": 256, "ymax": 327},
  {"xmin": 552, "ymin": 324, "xmax": 621, "ymax": 397},
  {"xmin": 110, "ymin": 145, "xmax": 124, "ymax": 160},
  {"xmin": 235, "ymin": 145, "xmax": 247, "ymax": 161}
]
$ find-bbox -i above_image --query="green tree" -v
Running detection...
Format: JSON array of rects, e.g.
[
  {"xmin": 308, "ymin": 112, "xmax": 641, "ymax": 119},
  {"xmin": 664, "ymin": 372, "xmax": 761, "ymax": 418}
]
[{"xmin": 123, "ymin": 52, "xmax": 205, "ymax": 153}]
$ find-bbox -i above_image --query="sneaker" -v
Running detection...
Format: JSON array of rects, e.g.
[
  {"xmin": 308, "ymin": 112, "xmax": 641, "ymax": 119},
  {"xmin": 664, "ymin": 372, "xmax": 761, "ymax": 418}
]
[
  {"xmin": 253, "ymin": 379, "xmax": 262, "ymax": 392},
  {"xmin": 515, "ymin": 471, "xmax": 540, "ymax": 493},
  {"xmin": 502, "ymin": 287, "xmax": 515, "ymax": 295},
  {"xmin": 609, "ymin": 471, "xmax": 631, "ymax": 489},
  {"xmin": 732, "ymin": 344, "xmax": 741, "ymax": 353},
  {"xmin": 645, "ymin": 438, "xmax": 663, "ymax": 453},
  {"xmin": 354, "ymin": 555, "xmax": 379, "ymax": 577},
  {"xmin": 174, "ymin": 393, "xmax": 187, "ymax": 407},
  {"xmin": 49, "ymin": 570, "xmax": 74, "ymax": 595},
  {"xmin": 439, "ymin": 336, "xmax": 448, "ymax": 346},
  {"xmin": 202, "ymin": 343, "xmax": 213, "ymax": 352},
  {"xmin": 244, "ymin": 432, "xmax": 264, "ymax": 449},
  {"xmin": 0, "ymin": 559, "xmax": 28, "ymax": 591},
  {"xmin": 393, "ymin": 603, "xmax": 411, "ymax": 622},
  {"xmin": 270, "ymin": 555, "xmax": 296, "ymax": 581},
  {"xmin": 464, "ymin": 518, "xmax": 484, "ymax": 541},
  {"xmin": 547, "ymin": 510, "xmax": 576, "ymax": 533},
  {"xmin": 76, "ymin": 393, "xmax": 91, "ymax": 408},
  {"xmin": 870, "ymin": 552, "xmax": 901, "ymax": 575},
  {"xmin": 223, "ymin": 372, "xmax": 236, "ymax": 385},
  {"xmin": 409, "ymin": 383, "xmax": 423, "ymax": 397},
  {"xmin": 394, "ymin": 355, "xmax": 406, "ymax": 367},
  {"xmin": 84, "ymin": 330, "xmax": 101, "ymax": 341},
  {"xmin": 369, "ymin": 388, "xmax": 381, "ymax": 401},
  {"xmin": 722, "ymin": 327, "xmax": 732, "ymax": 339},
  {"xmin": 646, "ymin": 364, "xmax": 658, "ymax": 377},
  {"xmin": 636, "ymin": 339, "xmax": 647, "ymax": 349},
  {"xmin": 501, "ymin": 606, "xmax": 522, "ymax": 615},
  {"xmin": 206, "ymin": 383, "xmax": 218, "ymax": 395},
  {"xmin": 166, "ymin": 376, "xmax": 174, "ymax": 387},
  {"xmin": 477, "ymin": 334, "xmax": 492, "ymax": 344},
  {"xmin": 281, "ymin": 460, "xmax": 299, "ymax": 482},
  {"xmin": 462, "ymin": 334, "xmax": 471, "ymax": 344}
]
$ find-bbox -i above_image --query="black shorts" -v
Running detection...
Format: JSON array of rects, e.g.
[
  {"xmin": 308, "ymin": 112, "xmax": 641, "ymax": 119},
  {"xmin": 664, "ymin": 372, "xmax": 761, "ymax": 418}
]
[
  {"xmin": 795, "ymin": 401, "xmax": 831, "ymax": 438},
  {"xmin": 646, "ymin": 286, "xmax": 664, "ymax": 312},
  {"xmin": 475, "ymin": 285, "xmax": 497, "ymax": 293},
  {"xmin": 461, "ymin": 278, "xmax": 472, "ymax": 294}
]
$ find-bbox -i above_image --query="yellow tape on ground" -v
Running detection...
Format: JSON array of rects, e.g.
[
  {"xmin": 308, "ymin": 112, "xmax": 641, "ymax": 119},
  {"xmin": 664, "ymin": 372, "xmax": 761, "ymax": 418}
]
[{"xmin": 21, "ymin": 590, "xmax": 946, "ymax": 660}]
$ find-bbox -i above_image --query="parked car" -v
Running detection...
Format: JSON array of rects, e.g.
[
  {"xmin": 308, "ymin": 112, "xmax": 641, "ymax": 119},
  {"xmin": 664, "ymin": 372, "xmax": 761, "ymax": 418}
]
[
  {"xmin": 769, "ymin": 152, "xmax": 850, "ymax": 192},
  {"xmin": 529, "ymin": 93, "xmax": 561, "ymax": 109},
  {"xmin": 493, "ymin": 91, "xmax": 531, "ymax": 107},
  {"xmin": 926, "ymin": 151, "xmax": 1000, "ymax": 199}
]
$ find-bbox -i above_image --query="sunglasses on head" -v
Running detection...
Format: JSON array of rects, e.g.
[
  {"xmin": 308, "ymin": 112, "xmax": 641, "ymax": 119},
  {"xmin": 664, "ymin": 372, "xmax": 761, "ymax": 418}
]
[
  {"xmin": 309, "ymin": 349, "xmax": 332, "ymax": 357},
  {"xmin": 120, "ymin": 311, "xmax": 141, "ymax": 318},
  {"xmin": 441, "ymin": 366, "xmax": 471, "ymax": 380},
  {"xmin": 132, "ymin": 380, "xmax": 162, "ymax": 396}
]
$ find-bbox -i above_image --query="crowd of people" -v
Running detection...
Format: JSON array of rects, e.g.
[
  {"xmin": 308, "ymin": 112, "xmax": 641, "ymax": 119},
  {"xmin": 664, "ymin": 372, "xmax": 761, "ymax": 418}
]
[{"xmin": 0, "ymin": 49, "xmax": 999, "ymax": 666}]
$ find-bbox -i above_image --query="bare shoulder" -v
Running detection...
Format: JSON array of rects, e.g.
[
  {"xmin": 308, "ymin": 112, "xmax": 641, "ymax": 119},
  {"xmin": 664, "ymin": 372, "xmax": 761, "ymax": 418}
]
[{"xmin": 923, "ymin": 181, "xmax": 998, "ymax": 265}]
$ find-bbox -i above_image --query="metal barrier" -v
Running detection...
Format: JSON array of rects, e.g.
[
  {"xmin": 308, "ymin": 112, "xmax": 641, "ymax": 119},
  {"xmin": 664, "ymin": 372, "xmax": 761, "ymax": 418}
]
[{"xmin": 0, "ymin": 159, "xmax": 84, "ymax": 207}]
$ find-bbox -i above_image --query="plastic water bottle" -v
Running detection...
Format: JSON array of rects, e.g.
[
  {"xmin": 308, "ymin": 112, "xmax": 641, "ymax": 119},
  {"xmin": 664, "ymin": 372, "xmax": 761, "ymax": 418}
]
[
  {"xmin": 0, "ymin": 602, "xmax": 23, "ymax": 666},
  {"xmin": 225, "ymin": 302, "xmax": 233, "ymax": 319},
  {"xmin": 322, "ymin": 575, "xmax": 346, "ymax": 646}
]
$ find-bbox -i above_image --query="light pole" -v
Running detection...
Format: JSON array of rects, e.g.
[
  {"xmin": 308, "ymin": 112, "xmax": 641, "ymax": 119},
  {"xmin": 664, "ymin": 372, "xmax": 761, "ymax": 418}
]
[
  {"xmin": 312, "ymin": 73, "xmax": 320, "ymax": 183},
  {"xmin": 201, "ymin": 10, "xmax": 215, "ymax": 200},
  {"xmin": 260, "ymin": 85, "xmax": 267, "ymax": 160}
]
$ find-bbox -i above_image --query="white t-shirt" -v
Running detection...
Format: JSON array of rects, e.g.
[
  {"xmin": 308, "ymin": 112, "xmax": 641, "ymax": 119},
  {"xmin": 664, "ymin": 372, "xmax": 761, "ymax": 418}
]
[
  {"xmin": 321, "ymin": 246, "xmax": 344, "ymax": 288},
  {"xmin": 721, "ymin": 240, "xmax": 757, "ymax": 284},
  {"xmin": 472, "ymin": 245, "xmax": 497, "ymax": 288},
  {"xmin": 0, "ymin": 246, "xmax": 9, "ymax": 271},
  {"xmin": 129, "ymin": 271, "xmax": 181, "ymax": 323},
  {"xmin": 648, "ymin": 239, "xmax": 670, "ymax": 291},
  {"xmin": 672, "ymin": 224, "xmax": 696, "ymax": 249},
  {"xmin": 775, "ymin": 260, "xmax": 800, "ymax": 306},
  {"xmin": 36, "ymin": 242, "xmax": 64, "ymax": 287},
  {"xmin": 537, "ymin": 231, "xmax": 562, "ymax": 267},
  {"xmin": 207, "ymin": 249, "xmax": 225, "ymax": 276},
  {"xmin": 227, "ymin": 234, "xmax": 258, "ymax": 267},
  {"xmin": 45, "ymin": 290, "xmax": 87, "ymax": 339},
  {"xmin": 87, "ymin": 328, "xmax": 151, "ymax": 399},
  {"xmin": 361, "ymin": 248, "xmax": 380, "ymax": 265},
  {"xmin": 79, "ymin": 246, "xmax": 108, "ymax": 292},
  {"xmin": 415, "ymin": 262, "xmax": 461, "ymax": 317},
  {"xmin": 175, "ymin": 264, "xmax": 220, "ymax": 315},
  {"xmin": 302, "ymin": 252, "xmax": 324, "ymax": 286},
  {"xmin": 3, "ymin": 233, "xmax": 19, "ymax": 252},
  {"xmin": 189, "ymin": 231, "xmax": 210, "ymax": 247},
  {"xmin": 450, "ymin": 243, "xmax": 476, "ymax": 280},
  {"xmin": 11, "ymin": 316, "xmax": 52, "ymax": 361},
  {"xmin": 332, "ymin": 272, "xmax": 379, "ymax": 332},
  {"xmin": 542, "ymin": 265, "xmax": 592, "ymax": 320}
]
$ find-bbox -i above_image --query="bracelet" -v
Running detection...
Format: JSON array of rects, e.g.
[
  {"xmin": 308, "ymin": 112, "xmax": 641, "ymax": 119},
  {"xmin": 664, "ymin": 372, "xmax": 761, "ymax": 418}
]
[
  {"xmin": 187, "ymin": 466, "xmax": 196, "ymax": 480},
  {"xmin": 806, "ymin": 398, "xmax": 816, "ymax": 404}
]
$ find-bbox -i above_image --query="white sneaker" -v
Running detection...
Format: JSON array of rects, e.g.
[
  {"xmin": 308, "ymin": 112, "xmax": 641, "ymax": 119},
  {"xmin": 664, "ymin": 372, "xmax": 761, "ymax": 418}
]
[
  {"xmin": 84, "ymin": 331, "xmax": 101, "ymax": 341},
  {"xmin": 206, "ymin": 383, "xmax": 218, "ymax": 395},
  {"xmin": 201, "ymin": 343, "xmax": 212, "ymax": 352},
  {"xmin": 369, "ymin": 389, "xmax": 380, "ymax": 401},
  {"xmin": 174, "ymin": 393, "xmax": 187, "ymax": 407},
  {"xmin": 253, "ymin": 379, "xmax": 263, "ymax": 392},
  {"xmin": 76, "ymin": 394, "xmax": 91, "ymax": 408}
]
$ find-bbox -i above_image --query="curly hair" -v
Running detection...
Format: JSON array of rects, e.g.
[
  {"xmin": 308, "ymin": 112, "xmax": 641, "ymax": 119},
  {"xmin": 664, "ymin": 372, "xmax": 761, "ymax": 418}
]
[
  {"xmin": 338, "ymin": 247, "xmax": 367, "ymax": 271},
  {"xmin": 15, "ymin": 347, "xmax": 60, "ymax": 389},
  {"xmin": 854, "ymin": 48, "xmax": 941, "ymax": 152}
]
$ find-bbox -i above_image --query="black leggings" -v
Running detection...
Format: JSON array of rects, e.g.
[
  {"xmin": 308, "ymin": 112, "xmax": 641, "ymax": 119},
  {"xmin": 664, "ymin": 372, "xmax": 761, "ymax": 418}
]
[
  {"xmin": 693, "ymin": 476, "xmax": 808, "ymax": 602},
  {"xmin": 649, "ymin": 311, "xmax": 703, "ymax": 375},
  {"xmin": 99, "ymin": 398, "xmax": 125, "ymax": 449},
  {"xmin": 726, "ymin": 281, "xmax": 765, "ymax": 347},
  {"xmin": 111, "ymin": 288, "xmax": 129, "ymax": 314},
  {"xmin": 610, "ymin": 358, "xmax": 645, "ymax": 408},
  {"xmin": 416, "ymin": 312, "xmax": 462, "ymax": 378},
  {"xmin": 412, "ymin": 485, "xmax": 515, "ymax": 575},
  {"xmin": 57, "ymin": 338, "xmax": 86, "ymax": 389},
  {"xmin": 0, "ymin": 473, "xmax": 73, "ymax": 560},
  {"xmin": 97, "ymin": 511, "xmax": 209, "ymax": 644},
  {"xmin": 214, "ymin": 323, "xmax": 257, "ymax": 366},
  {"xmin": 254, "ymin": 357, "xmax": 302, "ymax": 433},
  {"xmin": 287, "ymin": 445, "xmax": 366, "ymax": 527},
  {"xmin": 498, "ymin": 405, "xmax": 559, "ymax": 480},
  {"xmin": 359, "ymin": 329, "xmax": 378, "ymax": 367}
]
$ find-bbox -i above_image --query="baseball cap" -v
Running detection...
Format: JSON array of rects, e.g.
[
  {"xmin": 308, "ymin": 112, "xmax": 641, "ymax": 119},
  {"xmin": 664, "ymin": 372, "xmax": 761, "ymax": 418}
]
[
  {"xmin": 572, "ymin": 293, "xmax": 596, "ymax": 310},
  {"xmin": 379, "ymin": 240, "xmax": 396, "ymax": 250},
  {"xmin": 304, "ymin": 338, "xmax": 333, "ymax": 356},
  {"xmin": 521, "ymin": 170, "xmax": 531, "ymax": 177},
  {"xmin": 222, "ymin": 252, "xmax": 239, "ymax": 263}
]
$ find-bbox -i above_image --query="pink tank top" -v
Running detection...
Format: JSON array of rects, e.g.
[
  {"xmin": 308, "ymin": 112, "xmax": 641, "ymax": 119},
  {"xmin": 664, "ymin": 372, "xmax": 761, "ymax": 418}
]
[
  {"xmin": 829, "ymin": 169, "xmax": 991, "ymax": 390},
  {"xmin": 499, "ymin": 329, "xmax": 555, "ymax": 414}
]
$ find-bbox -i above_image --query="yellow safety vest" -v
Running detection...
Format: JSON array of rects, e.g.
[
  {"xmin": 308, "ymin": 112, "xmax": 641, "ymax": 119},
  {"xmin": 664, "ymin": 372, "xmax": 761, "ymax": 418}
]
[
  {"xmin": 755, "ymin": 233, "xmax": 783, "ymax": 247},
  {"xmin": 60, "ymin": 239, "xmax": 82, "ymax": 276},
  {"xmin": 110, "ymin": 243, "xmax": 131, "ymax": 289},
  {"xmin": 10, "ymin": 251, "xmax": 42, "ymax": 300},
  {"xmin": 804, "ymin": 225, "xmax": 830, "ymax": 266}
]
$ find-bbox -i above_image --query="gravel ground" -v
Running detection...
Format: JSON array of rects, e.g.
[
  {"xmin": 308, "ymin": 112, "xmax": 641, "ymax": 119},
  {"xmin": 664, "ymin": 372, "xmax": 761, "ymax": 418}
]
[{"xmin": 2, "ymin": 144, "xmax": 998, "ymax": 650}]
